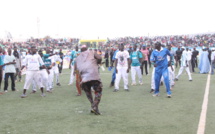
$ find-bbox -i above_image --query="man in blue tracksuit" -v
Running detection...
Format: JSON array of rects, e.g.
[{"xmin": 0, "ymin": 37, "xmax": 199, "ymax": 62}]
[{"xmin": 150, "ymin": 42, "xmax": 172, "ymax": 98}]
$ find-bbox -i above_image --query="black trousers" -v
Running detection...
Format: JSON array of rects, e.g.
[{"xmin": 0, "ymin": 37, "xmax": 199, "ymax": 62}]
[
  {"xmin": 141, "ymin": 61, "xmax": 148, "ymax": 75},
  {"xmin": 191, "ymin": 58, "xmax": 198, "ymax": 72},
  {"xmin": 58, "ymin": 62, "xmax": 63, "ymax": 74},
  {"xmin": 0, "ymin": 69, "xmax": 2, "ymax": 90},
  {"xmin": 105, "ymin": 59, "xmax": 109, "ymax": 67},
  {"xmin": 81, "ymin": 80, "xmax": 102, "ymax": 111},
  {"xmin": 175, "ymin": 56, "xmax": 181, "ymax": 68},
  {"xmin": 4, "ymin": 73, "xmax": 15, "ymax": 91}
]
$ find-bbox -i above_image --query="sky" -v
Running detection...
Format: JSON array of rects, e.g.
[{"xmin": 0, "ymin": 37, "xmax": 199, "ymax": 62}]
[{"xmin": 0, "ymin": 0, "xmax": 215, "ymax": 40}]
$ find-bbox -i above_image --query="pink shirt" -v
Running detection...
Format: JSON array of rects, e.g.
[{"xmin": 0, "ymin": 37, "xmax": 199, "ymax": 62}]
[{"xmin": 141, "ymin": 49, "xmax": 149, "ymax": 61}]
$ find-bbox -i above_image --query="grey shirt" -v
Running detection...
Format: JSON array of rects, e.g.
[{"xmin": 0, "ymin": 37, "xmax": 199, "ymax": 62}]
[{"xmin": 76, "ymin": 50, "xmax": 101, "ymax": 84}]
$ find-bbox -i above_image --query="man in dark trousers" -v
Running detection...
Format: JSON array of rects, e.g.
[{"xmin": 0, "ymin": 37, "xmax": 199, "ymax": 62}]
[
  {"xmin": 3, "ymin": 48, "xmax": 16, "ymax": 92},
  {"xmin": 191, "ymin": 47, "xmax": 199, "ymax": 72},
  {"xmin": 104, "ymin": 49, "xmax": 109, "ymax": 67},
  {"xmin": 175, "ymin": 46, "xmax": 182, "ymax": 68},
  {"xmin": 75, "ymin": 45, "xmax": 102, "ymax": 115},
  {"xmin": 58, "ymin": 49, "xmax": 64, "ymax": 74}
]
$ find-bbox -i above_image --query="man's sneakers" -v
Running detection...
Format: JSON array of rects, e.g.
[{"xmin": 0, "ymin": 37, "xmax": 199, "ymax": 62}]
[
  {"xmin": 113, "ymin": 89, "xmax": 118, "ymax": 92},
  {"xmin": 68, "ymin": 83, "xmax": 72, "ymax": 86},
  {"xmin": 4, "ymin": 90, "xmax": 8, "ymax": 93},
  {"xmin": 131, "ymin": 83, "xmax": 136, "ymax": 86},
  {"xmin": 175, "ymin": 78, "xmax": 179, "ymax": 81},
  {"xmin": 47, "ymin": 90, "xmax": 52, "ymax": 93},
  {"xmin": 150, "ymin": 89, "xmax": 154, "ymax": 93},
  {"xmin": 41, "ymin": 93, "xmax": 46, "ymax": 97},
  {"xmin": 167, "ymin": 94, "xmax": 171, "ymax": 98},
  {"xmin": 21, "ymin": 94, "xmax": 27, "ymax": 98},
  {"xmin": 56, "ymin": 83, "xmax": 61, "ymax": 86},
  {"xmin": 109, "ymin": 82, "xmax": 114, "ymax": 88},
  {"xmin": 189, "ymin": 79, "xmax": 193, "ymax": 81},
  {"xmin": 139, "ymin": 83, "xmax": 143, "ymax": 85},
  {"xmin": 90, "ymin": 109, "xmax": 101, "ymax": 115},
  {"xmin": 124, "ymin": 89, "xmax": 129, "ymax": 92},
  {"xmin": 30, "ymin": 90, "xmax": 36, "ymax": 94},
  {"xmin": 152, "ymin": 93, "xmax": 160, "ymax": 97}
]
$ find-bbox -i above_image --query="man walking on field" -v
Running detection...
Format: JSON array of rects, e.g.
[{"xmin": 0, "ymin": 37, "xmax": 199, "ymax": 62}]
[{"xmin": 175, "ymin": 47, "xmax": 192, "ymax": 81}]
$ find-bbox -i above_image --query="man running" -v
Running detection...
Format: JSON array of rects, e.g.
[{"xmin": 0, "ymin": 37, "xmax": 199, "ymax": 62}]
[{"xmin": 75, "ymin": 45, "xmax": 102, "ymax": 115}]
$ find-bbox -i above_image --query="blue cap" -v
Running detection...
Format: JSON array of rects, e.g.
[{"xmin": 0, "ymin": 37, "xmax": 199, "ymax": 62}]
[{"xmin": 142, "ymin": 45, "xmax": 146, "ymax": 47}]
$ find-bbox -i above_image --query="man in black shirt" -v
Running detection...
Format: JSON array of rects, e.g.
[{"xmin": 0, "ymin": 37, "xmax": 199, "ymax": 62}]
[
  {"xmin": 207, "ymin": 47, "xmax": 212, "ymax": 64},
  {"xmin": 148, "ymin": 47, "xmax": 153, "ymax": 68},
  {"xmin": 191, "ymin": 47, "xmax": 199, "ymax": 72},
  {"xmin": 58, "ymin": 49, "xmax": 64, "ymax": 74},
  {"xmin": 104, "ymin": 49, "xmax": 109, "ymax": 67},
  {"xmin": 175, "ymin": 46, "xmax": 182, "ymax": 68}
]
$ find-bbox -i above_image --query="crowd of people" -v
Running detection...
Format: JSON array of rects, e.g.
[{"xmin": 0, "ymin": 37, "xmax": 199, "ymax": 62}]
[
  {"xmin": 1, "ymin": 33, "xmax": 215, "ymax": 51},
  {"xmin": 0, "ymin": 32, "xmax": 215, "ymax": 115}
]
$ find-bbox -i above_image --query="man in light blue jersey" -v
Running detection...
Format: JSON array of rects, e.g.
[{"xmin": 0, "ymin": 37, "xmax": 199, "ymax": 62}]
[
  {"xmin": 130, "ymin": 44, "xmax": 143, "ymax": 85},
  {"xmin": 150, "ymin": 42, "xmax": 172, "ymax": 98},
  {"xmin": 69, "ymin": 46, "xmax": 80, "ymax": 85},
  {"xmin": 109, "ymin": 48, "xmax": 119, "ymax": 87}
]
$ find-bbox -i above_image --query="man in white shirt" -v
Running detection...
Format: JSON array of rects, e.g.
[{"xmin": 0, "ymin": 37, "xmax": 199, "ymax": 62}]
[
  {"xmin": 49, "ymin": 51, "xmax": 62, "ymax": 88},
  {"xmin": 114, "ymin": 43, "xmax": 130, "ymax": 92},
  {"xmin": 175, "ymin": 47, "xmax": 192, "ymax": 81},
  {"xmin": 20, "ymin": 46, "xmax": 46, "ymax": 98},
  {"xmin": 211, "ymin": 48, "xmax": 215, "ymax": 74},
  {"xmin": 3, "ymin": 48, "xmax": 16, "ymax": 92},
  {"xmin": 186, "ymin": 48, "xmax": 192, "ymax": 72}
]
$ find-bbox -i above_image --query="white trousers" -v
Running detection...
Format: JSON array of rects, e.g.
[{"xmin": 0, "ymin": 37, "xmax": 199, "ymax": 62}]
[
  {"xmin": 131, "ymin": 66, "xmax": 142, "ymax": 84},
  {"xmin": 48, "ymin": 69, "xmax": 54, "ymax": 89},
  {"xmin": 176, "ymin": 66, "xmax": 192, "ymax": 80},
  {"xmin": 115, "ymin": 67, "xmax": 129, "ymax": 90},
  {"xmin": 53, "ymin": 66, "xmax": 59, "ymax": 84},
  {"xmin": 24, "ymin": 70, "xmax": 43, "ymax": 90},
  {"xmin": 32, "ymin": 69, "xmax": 49, "ymax": 91},
  {"xmin": 69, "ymin": 65, "xmax": 75, "ymax": 84},
  {"xmin": 151, "ymin": 67, "xmax": 155, "ymax": 89}
]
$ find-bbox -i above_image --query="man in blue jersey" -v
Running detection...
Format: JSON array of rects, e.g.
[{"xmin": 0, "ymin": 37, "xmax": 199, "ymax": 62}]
[
  {"xmin": 150, "ymin": 42, "xmax": 172, "ymax": 98},
  {"xmin": 109, "ymin": 48, "xmax": 119, "ymax": 87}
]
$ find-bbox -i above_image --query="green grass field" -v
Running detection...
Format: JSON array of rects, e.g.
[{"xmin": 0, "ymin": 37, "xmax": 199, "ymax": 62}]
[{"xmin": 0, "ymin": 68, "xmax": 214, "ymax": 134}]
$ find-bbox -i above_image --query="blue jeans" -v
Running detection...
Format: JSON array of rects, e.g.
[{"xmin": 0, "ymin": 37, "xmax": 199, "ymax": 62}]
[
  {"xmin": 154, "ymin": 67, "xmax": 171, "ymax": 95},
  {"xmin": 111, "ymin": 68, "xmax": 116, "ymax": 84}
]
